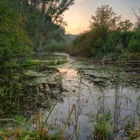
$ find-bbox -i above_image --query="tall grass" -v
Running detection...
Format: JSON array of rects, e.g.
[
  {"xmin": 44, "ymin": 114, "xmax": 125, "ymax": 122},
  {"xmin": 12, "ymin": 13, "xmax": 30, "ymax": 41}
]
[
  {"xmin": 0, "ymin": 103, "xmax": 77, "ymax": 140},
  {"xmin": 60, "ymin": 104, "xmax": 76, "ymax": 140},
  {"xmin": 92, "ymin": 112, "xmax": 113, "ymax": 140},
  {"xmin": 37, "ymin": 102, "xmax": 57, "ymax": 140}
]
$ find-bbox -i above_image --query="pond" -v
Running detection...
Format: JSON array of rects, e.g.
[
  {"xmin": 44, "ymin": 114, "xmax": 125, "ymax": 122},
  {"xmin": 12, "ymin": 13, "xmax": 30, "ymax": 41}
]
[
  {"xmin": 42, "ymin": 53, "xmax": 140, "ymax": 140},
  {"xmin": 0, "ymin": 52, "xmax": 139, "ymax": 139}
]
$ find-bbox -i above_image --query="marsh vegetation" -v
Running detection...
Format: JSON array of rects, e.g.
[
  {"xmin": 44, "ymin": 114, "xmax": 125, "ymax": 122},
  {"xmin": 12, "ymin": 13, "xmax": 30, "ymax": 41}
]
[
  {"xmin": 0, "ymin": 53, "xmax": 139, "ymax": 140},
  {"xmin": 0, "ymin": 1, "xmax": 140, "ymax": 139}
]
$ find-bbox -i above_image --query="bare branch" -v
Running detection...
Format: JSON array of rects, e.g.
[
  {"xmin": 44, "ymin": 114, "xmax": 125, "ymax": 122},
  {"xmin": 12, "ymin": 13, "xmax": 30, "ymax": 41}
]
[{"xmin": 132, "ymin": 8, "xmax": 140, "ymax": 20}]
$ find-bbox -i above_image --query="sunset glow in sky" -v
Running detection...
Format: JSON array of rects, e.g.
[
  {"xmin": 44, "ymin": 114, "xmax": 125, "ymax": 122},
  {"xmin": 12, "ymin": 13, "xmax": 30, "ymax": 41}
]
[{"xmin": 64, "ymin": 0, "xmax": 140, "ymax": 34}]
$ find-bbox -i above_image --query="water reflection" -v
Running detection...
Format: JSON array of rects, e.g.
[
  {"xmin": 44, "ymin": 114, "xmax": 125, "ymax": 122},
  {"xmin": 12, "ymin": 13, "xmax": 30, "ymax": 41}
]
[{"xmin": 44, "ymin": 56, "xmax": 140, "ymax": 140}]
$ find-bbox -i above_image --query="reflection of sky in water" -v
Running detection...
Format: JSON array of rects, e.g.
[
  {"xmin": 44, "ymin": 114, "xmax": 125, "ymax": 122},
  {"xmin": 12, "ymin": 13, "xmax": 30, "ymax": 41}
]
[{"xmin": 45, "ymin": 63, "xmax": 140, "ymax": 139}]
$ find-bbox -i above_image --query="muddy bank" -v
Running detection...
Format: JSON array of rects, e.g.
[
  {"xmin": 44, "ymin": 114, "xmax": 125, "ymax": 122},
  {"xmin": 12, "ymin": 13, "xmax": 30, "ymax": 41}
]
[{"xmin": 83, "ymin": 55, "xmax": 140, "ymax": 88}]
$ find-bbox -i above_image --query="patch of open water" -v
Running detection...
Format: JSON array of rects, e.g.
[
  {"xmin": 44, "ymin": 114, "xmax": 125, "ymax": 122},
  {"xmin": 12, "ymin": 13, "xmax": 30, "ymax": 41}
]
[{"xmin": 44, "ymin": 54, "xmax": 140, "ymax": 139}]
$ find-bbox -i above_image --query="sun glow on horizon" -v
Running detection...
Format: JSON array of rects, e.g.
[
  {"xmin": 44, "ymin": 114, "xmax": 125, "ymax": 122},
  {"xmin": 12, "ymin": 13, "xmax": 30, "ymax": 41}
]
[
  {"xmin": 63, "ymin": 0, "xmax": 140, "ymax": 35},
  {"xmin": 64, "ymin": 23, "xmax": 89, "ymax": 35}
]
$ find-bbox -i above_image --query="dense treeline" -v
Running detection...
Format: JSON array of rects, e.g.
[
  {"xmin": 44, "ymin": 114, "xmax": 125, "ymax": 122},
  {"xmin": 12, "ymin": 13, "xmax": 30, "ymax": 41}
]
[
  {"xmin": 0, "ymin": 0, "xmax": 74, "ymax": 65},
  {"xmin": 68, "ymin": 5, "xmax": 140, "ymax": 59}
]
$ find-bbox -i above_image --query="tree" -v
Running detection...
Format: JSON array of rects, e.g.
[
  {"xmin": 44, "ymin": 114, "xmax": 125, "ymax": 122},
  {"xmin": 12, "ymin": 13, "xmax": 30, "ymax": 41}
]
[
  {"xmin": 0, "ymin": 0, "xmax": 32, "ymax": 65},
  {"xmin": 90, "ymin": 5, "xmax": 121, "ymax": 32},
  {"xmin": 132, "ymin": 8, "xmax": 140, "ymax": 30},
  {"xmin": 14, "ymin": 0, "xmax": 75, "ymax": 52},
  {"xmin": 69, "ymin": 5, "xmax": 135, "ymax": 57},
  {"xmin": 117, "ymin": 19, "xmax": 133, "ymax": 31}
]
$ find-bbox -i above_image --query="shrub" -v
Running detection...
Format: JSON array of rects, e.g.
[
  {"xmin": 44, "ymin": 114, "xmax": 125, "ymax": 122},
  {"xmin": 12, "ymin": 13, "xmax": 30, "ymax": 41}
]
[
  {"xmin": 44, "ymin": 43, "xmax": 68, "ymax": 52},
  {"xmin": 128, "ymin": 39, "xmax": 140, "ymax": 52}
]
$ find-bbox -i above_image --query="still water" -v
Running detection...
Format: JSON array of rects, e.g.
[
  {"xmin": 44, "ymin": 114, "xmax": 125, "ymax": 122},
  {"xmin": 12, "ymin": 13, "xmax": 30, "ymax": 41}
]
[{"xmin": 44, "ymin": 53, "xmax": 140, "ymax": 140}]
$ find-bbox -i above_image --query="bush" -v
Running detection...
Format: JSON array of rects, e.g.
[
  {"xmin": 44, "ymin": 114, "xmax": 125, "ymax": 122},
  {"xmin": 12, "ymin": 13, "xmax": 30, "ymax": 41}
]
[
  {"xmin": 128, "ymin": 39, "xmax": 140, "ymax": 52},
  {"xmin": 43, "ymin": 43, "xmax": 68, "ymax": 52},
  {"xmin": 67, "ymin": 31, "xmax": 94, "ymax": 57}
]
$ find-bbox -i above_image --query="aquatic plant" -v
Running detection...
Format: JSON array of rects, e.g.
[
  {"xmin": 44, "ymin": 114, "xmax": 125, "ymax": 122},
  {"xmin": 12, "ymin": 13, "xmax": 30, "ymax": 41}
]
[
  {"xmin": 129, "ymin": 121, "xmax": 140, "ymax": 139},
  {"xmin": 91, "ymin": 112, "xmax": 113, "ymax": 140}
]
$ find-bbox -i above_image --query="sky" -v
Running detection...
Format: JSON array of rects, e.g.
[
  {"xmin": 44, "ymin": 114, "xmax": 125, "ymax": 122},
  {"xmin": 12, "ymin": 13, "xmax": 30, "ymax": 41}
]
[{"xmin": 63, "ymin": 0, "xmax": 140, "ymax": 34}]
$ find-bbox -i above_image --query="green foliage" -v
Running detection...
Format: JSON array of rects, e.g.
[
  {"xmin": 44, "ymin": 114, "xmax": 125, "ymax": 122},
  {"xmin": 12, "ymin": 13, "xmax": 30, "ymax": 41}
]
[
  {"xmin": 0, "ymin": 88, "xmax": 4, "ymax": 95},
  {"xmin": 13, "ymin": 114, "xmax": 25, "ymax": 124},
  {"xmin": 68, "ymin": 5, "xmax": 139, "ymax": 59},
  {"xmin": 128, "ymin": 38, "xmax": 140, "ymax": 52},
  {"xmin": 0, "ymin": 104, "xmax": 76, "ymax": 140},
  {"xmin": 67, "ymin": 31, "xmax": 93, "ymax": 56},
  {"xmin": 13, "ymin": 0, "xmax": 75, "ymax": 52},
  {"xmin": 104, "ymin": 31, "xmax": 134, "ymax": 54},
  {"xmin": 21, "ymin": 59, "xmax": 40, "ymax": 67},
  {"xmin": 0, "ymin": 0, "xmax": 32, "ymax": 65},
  {"xmin": 46, "ymin": 59, "xmax": 67, "ymax": 66},
  {"xmin": 92, "ymin": 112, "xmax": 113, "ymax": 140},
  {"xmin": 44, "ymin": 43, "xmax": 68, "ymax": 52},
  {"xmin": 127, "ymin": 30, "xmax": 140, "ymax": 53},
  {"xmin": 0, "ymin": 0, "xmax": 75, "ymax": 64},
  {"xmin": 90, "ymin": 5, "xmax": 121, "ymax": 32},
  {"xmin": 68, "ymin": 5, "xmax": 121, "ymax": 57}
]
